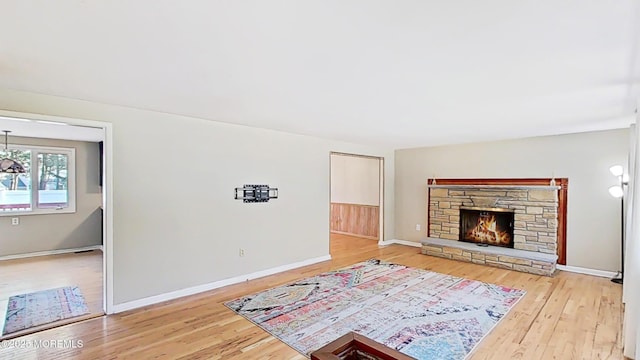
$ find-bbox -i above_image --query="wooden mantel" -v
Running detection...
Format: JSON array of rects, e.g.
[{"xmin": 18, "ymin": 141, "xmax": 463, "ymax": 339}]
[{"xmin": 427, "ymin": 178, "xmax": 568, "ymax": 265}]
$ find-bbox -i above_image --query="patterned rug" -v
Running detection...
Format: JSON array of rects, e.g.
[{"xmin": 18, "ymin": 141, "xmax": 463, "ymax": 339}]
[
  {"xmin": 225, "ymin": 259, "xmax": 525, "ymax": 359},
  {"xmin": 3, "ymin": 286, "xmax": 89, "ymax": 335}
]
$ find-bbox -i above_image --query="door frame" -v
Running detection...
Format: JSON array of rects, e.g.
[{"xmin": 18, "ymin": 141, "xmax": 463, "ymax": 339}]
[
  {"xmin": 329, "ymin": 152, "xmax": 384, "ymax": 242},
  {"xmin": 0, "ymin": 109, "xmax": 114, "ymax": 314}
]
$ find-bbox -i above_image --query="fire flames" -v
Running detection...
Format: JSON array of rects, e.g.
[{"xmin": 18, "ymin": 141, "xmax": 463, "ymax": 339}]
[{"xmin": 466, "ymin": 214, "xmax": 511, "ymax": 246}]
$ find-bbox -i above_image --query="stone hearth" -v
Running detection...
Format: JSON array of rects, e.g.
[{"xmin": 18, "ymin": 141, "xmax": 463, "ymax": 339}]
[{"xmin": 421, "ymin": 238, "xmax": 557, "ymax": 276}]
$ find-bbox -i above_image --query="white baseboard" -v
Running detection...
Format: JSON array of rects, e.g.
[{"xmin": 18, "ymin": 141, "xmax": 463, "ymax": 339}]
[
  {"xmin": 0, "ymin": 245, "xmax": 103, "ymax": 261},
  {"xmin": 112, "ymin": 254, "xmax": 332, "ymax": 313},
  {"xmin": 556, "ymin": 265, "xmax": 617, "ymax": 278},
  {"xmin": 378, "ymin": 239, "xmax": 422, "ymax": 248}
]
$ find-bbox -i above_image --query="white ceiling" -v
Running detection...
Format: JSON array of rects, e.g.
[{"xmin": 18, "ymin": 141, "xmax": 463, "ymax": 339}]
[{"xmin": 1, "ymin": 1, "xmax": 639, "ymax": 147}]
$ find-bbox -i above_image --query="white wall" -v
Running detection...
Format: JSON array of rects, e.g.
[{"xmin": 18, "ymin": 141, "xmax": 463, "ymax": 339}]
[
  {"xmin": 395, "ymin": 129, "xmax": 629, "ymax": 271},
  {"xmin": 330, "ymin": 154, "xmax": 380, "ymax": 206},
  {"xmin": 0, "ymin": 88, "xmax": 394, "ymax": 306},
  {"xmin": 0, "ymin": 137, "xmax": 102, "ymax": 256}
]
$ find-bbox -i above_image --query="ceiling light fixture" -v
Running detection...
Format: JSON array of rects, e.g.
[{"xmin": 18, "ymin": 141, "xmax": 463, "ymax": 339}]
[
  {"xmin": 0, "ymin": 116, "xmax": 31, "ymax": 123},
  {"xmin": 34, "ymin": 120, "xmax": 67, "ymax": 126},
  {"xmin": 0, "ymin": 130, "xmax": 26, "ymax": 173}
]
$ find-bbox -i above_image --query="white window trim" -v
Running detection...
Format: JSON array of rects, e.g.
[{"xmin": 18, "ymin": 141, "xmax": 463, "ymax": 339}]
[{"xmin": 0, "ymin": 144, "xmax": 76, "ymax": 216}]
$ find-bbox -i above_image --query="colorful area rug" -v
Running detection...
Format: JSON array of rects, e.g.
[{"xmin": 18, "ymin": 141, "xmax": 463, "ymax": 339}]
[
  {"xmin": 3, "ymin": 286, "xmax": 89, "ymax": 335},
  {"xmin": 225, "ymin": 259, "xmax": 525, "ymax": 359}
]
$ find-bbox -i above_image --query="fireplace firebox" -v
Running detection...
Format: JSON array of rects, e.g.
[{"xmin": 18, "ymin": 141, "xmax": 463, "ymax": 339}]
[{"xmin": 459, "ymin": 207, "xmax": 514, "ymax": 248}]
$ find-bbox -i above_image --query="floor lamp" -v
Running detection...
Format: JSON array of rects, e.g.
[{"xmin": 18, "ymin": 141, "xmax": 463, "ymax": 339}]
[{"xmin": 608, "ymin": 165, "xmax": 627, "ymax": 284}]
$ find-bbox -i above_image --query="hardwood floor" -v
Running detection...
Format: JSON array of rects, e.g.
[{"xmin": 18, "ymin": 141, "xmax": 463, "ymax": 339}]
[
  {"xmin": 0, "ymin": 234, "xmax": 624, "ymax": 359},
  {"xmin": 0, "ymin": 250, "xmax": 103, "ymax": 340}
]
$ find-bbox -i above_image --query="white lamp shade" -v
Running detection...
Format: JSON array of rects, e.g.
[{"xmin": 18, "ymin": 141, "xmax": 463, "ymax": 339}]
[
  {"xmin": 609, "ymin": 185, "xmax": 624, "ymax": 198},
  {"xmin": 610, "ymin": 165, "xmax": 624, "ymax": 177}
]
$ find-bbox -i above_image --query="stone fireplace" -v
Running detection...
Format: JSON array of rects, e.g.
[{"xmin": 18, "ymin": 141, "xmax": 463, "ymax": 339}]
[
  {"xmin": 421, "ymin": 179, "xmax": 567, "ymax": 276},
  {"xmin": 428, "ymin": 187, "xmax": 558, "ymax": 254}
]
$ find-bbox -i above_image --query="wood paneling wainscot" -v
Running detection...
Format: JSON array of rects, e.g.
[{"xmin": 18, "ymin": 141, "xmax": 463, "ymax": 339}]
[{"xmin": 330, "ymin": 203, "xmax": 379, "ymax": 240}]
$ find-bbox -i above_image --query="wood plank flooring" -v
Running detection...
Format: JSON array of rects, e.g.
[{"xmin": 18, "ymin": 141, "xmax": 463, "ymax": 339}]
[
  {"xmin": 0, "ymin": 250, "xmax": 103, "ymax": 340},
  {"xmin": 0, "ymin": 234, "xmax": 625, "ymax": 359}
]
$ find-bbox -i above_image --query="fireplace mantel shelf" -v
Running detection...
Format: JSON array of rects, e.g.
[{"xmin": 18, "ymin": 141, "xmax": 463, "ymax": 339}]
[{"xmin": 428, "ymin": 184, "xmax": 561, "ymax": 190}]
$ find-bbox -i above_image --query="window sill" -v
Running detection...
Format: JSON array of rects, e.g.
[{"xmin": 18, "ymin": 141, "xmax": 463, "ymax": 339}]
[{"xmin": 0, "ymin": 208, "xmax": 76, "ymax": 217}]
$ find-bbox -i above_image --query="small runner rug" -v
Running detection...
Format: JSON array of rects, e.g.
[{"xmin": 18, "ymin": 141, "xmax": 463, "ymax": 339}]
[
  {"xmin": 3, "ymin": 286, "xmax": 89, "ymax": 335},
  {"xmin": 225, "ymin": 259, "xmax": 525, "ymax": 359}
]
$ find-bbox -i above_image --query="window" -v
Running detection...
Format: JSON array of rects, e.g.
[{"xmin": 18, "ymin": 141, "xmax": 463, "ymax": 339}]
[{"xmin": 0, "ymin": 145, "xmax": 75, "ymax": 215}]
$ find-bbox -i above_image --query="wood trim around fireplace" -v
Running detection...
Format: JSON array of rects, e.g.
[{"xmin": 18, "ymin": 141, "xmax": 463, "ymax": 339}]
[{"xmin": 427, "ymin": 178, "xmax": 568, "ymax": 265}]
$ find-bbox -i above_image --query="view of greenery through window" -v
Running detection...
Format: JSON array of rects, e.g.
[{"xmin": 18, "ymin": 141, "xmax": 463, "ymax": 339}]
[
  {"xmin": 0, "ymin": 149, "xmax": 30, "ymax": 189},
  {"xmin": 0, "ymin": 149, "xmax": 70, "ymax": 212},
  {"xmin": 38, "ymin": 153, "xmax": 68, "ymax": 207}
]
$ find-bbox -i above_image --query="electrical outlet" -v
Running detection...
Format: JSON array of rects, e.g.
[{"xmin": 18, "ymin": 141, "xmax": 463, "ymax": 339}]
[
  {"xmin": 11, "ymin": 217, "xmax": 19, "ymax": 226},
  {"xmin": 239, "ymin": 248, "xmax": 245, "ymax": 257},
  {"xmin": 415, "ymin": 224, "xmax": 421, "ymax": 231}
]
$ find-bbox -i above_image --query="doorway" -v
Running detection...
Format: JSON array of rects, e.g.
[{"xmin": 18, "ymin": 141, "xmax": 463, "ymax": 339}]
[
  {"xmin": 0, "ymin": 111, "xmax": 111, "ymax": 339},
  {"xmin": 329, "ymin": 152, "xmax": 384, "ymax": 245}
]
